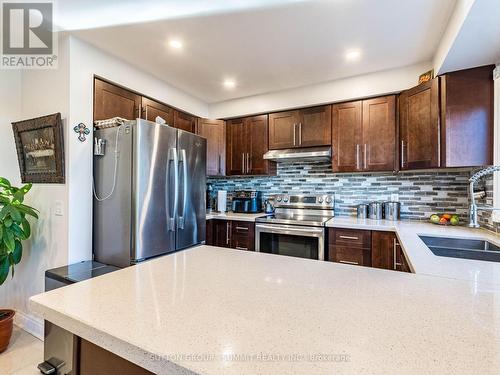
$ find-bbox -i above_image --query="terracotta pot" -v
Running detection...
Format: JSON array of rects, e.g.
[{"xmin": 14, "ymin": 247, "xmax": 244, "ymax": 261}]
[{"xmin": 0, "ymin": 309, "xmax": 15, "ymax": 353}]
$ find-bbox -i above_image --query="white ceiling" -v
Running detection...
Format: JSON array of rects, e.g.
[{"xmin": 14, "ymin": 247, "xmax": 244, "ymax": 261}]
[{"xmin": 59, "ymin": 0, "xmax": 457, "ymax": 103}]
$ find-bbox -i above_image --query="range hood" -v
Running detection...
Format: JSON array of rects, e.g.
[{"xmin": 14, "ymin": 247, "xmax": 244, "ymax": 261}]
[{"xmin": 263, "ymin": 146, "xmax": 332, "ymax": 162}]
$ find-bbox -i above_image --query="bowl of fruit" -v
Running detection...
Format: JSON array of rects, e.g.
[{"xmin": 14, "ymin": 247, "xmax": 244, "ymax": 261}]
[{"xmin": 429, "ymin": 213, "xmax": 460, "ymax": 226}]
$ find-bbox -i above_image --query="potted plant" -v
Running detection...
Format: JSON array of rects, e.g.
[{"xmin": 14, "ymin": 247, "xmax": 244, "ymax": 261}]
[{"xmin": 0, "ymin": 177, "xmax": 38, "ymax": 353}]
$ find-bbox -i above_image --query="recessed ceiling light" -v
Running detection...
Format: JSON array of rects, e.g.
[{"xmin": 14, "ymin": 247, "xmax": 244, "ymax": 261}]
[
  {"xmin": 345, "ymin": 49, "xmax": 362, "ymax": 61},
  {"xmin": 168, "ymin": 39, "xmax": 183, "ymax": 49},
  {"xmin": 223, "ymin": 79, "xmax": 236, "ymax": 89}
]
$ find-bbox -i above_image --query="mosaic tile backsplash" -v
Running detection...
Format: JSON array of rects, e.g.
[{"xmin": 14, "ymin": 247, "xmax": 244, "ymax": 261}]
[{"xmin": 208, "ymin": 161, "xmax": 498, "ymax": 231}]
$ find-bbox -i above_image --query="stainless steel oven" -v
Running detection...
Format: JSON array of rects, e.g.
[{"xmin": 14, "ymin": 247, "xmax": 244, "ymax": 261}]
[
  {"xmin": 255, "ymin": 223, "xmax": 325, "ymax": 260},
  {"xmin": 255, "ymin": 194, "xmax": 334, "ymax": 261}
]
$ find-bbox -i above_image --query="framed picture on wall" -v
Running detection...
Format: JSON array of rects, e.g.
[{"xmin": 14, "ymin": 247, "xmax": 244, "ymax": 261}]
[{"xmin": 11, "ymin": 113, "xmax": 65, "ymax": 183}]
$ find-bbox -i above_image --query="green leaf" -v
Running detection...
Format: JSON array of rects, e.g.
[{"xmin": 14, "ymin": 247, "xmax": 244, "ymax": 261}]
[
  {"xmin": 16, "ymin": 204, "xmax": 38, "ymax": 219},
  {"xmin": 0, "ymin": 178, "xmax": 11, "ymax": 189},
  {"xmin": 8, "ymin": 206, "xmax": 22, "ymax": 223},
  {"xmin": 21, "ymin": 219, "xmax": 30, "ymax": 239},
  {"xmin": 4, "ymin": 218, "xmax": 12, "ymax": 228},
  {"xmin": 0, "ymin": 205, "xmax": 8, "ymax": 220},
  {"xmin": 12, "ymin": 190, "xmax": 24, "ymax": 204},
  {"xmin": 0, "ymin": 225, "xmax": 3, "ymax": 241},
  {"xmin": 10, "ymin": 224, "xmax": 26, "ymax": 240},
  {"xmin": 12, "ymin": 241, "xmax": 22, "ymax": 264},
  {"xmin": 0, "ymin": 256, "xmax": 9, "ymax": 285},
  {"xmin": 3, "ymin": 229, "xmax": 14, "ymax": 252},
  {"xmin": 0, "ymin": 195, "xmax": 9, "ymax": 205}
]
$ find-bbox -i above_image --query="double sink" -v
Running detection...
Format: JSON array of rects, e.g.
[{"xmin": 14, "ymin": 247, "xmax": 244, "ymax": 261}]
[{"xmin": 419, "ymin": 235, "xmax": 500, "ymax": 263}]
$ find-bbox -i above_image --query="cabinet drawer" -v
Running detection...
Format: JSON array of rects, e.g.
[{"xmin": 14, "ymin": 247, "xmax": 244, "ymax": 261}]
[
  {"xmin": 230, "ymin": 221, "xmax": 255, "ymax": 251},
  {"xmin": 331, "ymin": 228, "xmax": 371, "ymax": 248},
  {"xmin": 329, "ymin": 245, "xmax": 371, "ymax": 267}
]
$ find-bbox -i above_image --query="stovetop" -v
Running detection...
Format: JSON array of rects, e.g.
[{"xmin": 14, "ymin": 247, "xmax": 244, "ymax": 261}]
[
  {"xmin": 255, "ymin": 213, "xmax": 334, "ymax": 227},
  {"xmin": 255, "ymin": 194, "xmax": 335, "ymax": 227}
]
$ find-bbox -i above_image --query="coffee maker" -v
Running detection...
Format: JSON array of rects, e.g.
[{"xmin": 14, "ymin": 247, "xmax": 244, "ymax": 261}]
[{"xmin": 231, "ymin": 191, "xmax": 263, "ymax": 213}]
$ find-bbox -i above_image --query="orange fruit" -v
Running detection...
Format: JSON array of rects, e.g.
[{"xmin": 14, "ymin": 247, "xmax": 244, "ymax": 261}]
[{"xmin": 442, "ymin": 214, "xmax": 452, "ymax": 220}]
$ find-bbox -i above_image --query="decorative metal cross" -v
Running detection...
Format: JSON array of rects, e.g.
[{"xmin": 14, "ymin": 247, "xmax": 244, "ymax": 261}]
[{"xmin": 74, "ymin": 123, "xmax": 90, "ymax": 142}]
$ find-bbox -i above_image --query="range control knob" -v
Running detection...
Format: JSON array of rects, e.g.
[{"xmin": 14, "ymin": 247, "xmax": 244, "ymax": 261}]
[
  {"xmin": 318, "ymin": 197, "xmax": 324, "ymax": 203},
  {"xmin": 325, "ymin": 196, "xmax": 333, "ymax": 204},
  {"xmin": 276, "ymin": 196, "xmax": 282, "ymax": 202},
  {"xmin": 283, "ymin": 196, "xmax": 289, "ymax": 202}
]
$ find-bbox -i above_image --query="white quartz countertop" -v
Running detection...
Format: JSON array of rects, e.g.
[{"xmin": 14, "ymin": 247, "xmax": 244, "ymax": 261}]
[
  {"xmin": 206, "ymin": 211, "xmax": 267, "ymax": 222},
  {"xmin": 31, "ymin": 245, "xmax": 500, "ymax": 375},
  {"xmin": 326, "ymin": 217, "xmax": 500, "ymax": 286}
]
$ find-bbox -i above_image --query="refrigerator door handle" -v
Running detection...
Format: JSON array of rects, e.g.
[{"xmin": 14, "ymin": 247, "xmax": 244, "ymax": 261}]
[
  {"xmin": 178, "ymin": 149, "xmax": 188, "ymax": 230},
  {"xmin": 167, "ymin": 147, "xmax": 179, "ymax": 231}
]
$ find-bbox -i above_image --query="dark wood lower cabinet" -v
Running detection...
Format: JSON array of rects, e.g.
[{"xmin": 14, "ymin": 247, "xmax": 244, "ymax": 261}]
[
  {"xmin": 231, "ymin": 221, "xmax": 255, "ymax": 251},
  {"xmin": 329, "ymin": 228, "xmax": 411, "ymax": 272},
  {"xmin": 328, "ymin": 228, "xmax": 372, "ymax": 267},
  {"xmin": 371, "ymin": 231, "xmax": 410, "ymax": 272},
  {"xmin": 79, "ymin": 338, "xmax": 153, "ymax": 375},
  {"xmin": 206, "ymin": 220, "xmax": 255, "ymax": 251}
]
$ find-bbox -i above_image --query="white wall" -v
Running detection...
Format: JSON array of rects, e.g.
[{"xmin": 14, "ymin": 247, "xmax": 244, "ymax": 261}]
[
  {"xmin": 0, "ymin": 35, "xmax": 70, "ymax": 339},
  {"xmin": 66, "ymin": 36, "xmax": 210, "ymax": 264},
  {"xmin": 209, "ymin": 62, "xmax": 432, "ymax": 119}
]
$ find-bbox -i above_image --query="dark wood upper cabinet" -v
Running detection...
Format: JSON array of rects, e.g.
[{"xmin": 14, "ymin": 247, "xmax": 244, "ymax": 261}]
[
  {"xmin": 227, "ymin": 115, "xmax": 276, "ymax": 176},
  {"xmin": 298, "ymin": 105, "xmax": 332, "ymax": 147},
  {"xmin": 226, "ymin": 117, "xmax": 246, "ymax": 175},
  {"xmin": 332, "ymin": 96, "xmax": 395, "ymax": 172},
  {"xmin": 140, "ymin": 97, "xmax": 174, "ymax": 125},
  {"xmin": 246, "ymin": 115, "xmax": 275, "ymax": 175},
  {"xmin": 440, "ymin": 65, "xmax": 494, "ymax": 167},
  {"xmin": 399, "ymin": 78, "xmax": 440, "ymax": 170},
  {"xmin": 332, "ymin": 101, "xmax": 363, "ymax": 172},
  {"xmin": 94, "ymin": 78, "xmax": 141, "ymax": 121},
  {"xmin": 363, "ymin": 96, "xmax": 396, "ymax": 171},
  {"xmin": 268, "ymin": 106, "xmax": 331, "ymax": 150},
  {"xmin": 174, "ymin": 110, "xmax": 196, "ymax": 133},
  {"xmin": 196, "ymin": 118, "xmax": 226, "ymax": 176},
  {"xmin": 268, "ymin": 110, "xmax": 300, "ymax": 149}
]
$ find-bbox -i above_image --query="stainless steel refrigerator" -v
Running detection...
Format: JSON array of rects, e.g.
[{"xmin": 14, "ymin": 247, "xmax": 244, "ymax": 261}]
[{"xmin": 93, "ymin": 119, "xmax": 206, "ymax": 268}]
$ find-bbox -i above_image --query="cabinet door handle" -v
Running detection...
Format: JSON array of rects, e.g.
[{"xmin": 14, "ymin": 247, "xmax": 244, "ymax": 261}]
[
  {"xmin": 394, "ymin": 239, "xmax": 402, "ymax": 269},
  {"xmin": 235, "ymin": 226, "xmax": 248, "ymax": 231},
  {"xmin": 218, "ymin": 154, "xmax": 221, "ymax": 175},
  {"xmin": 293, "ymin": 123, "xmax": 297, "ymax": 146},
  {"xmin": 339, "ymin": 260, "xmax": 359, "ymax": 265},
  {"xmin": 298, "ymin": 122, "xmax": 302, "ymax": 145},
  {"xmin": 364, "ymin": 144, "xmax": 367, "ymax": 169},
  {"xmin": 339, "ymin": 235, "xmax": 359, "ymax": 240},
  {"xmin": 356, "ymin": 144, "xmax": 360, "ymax": 170},
  {"xmin": 241, "ymin": 153, "xmax": 245, "ymax": 174},
  {"xmin": 226, "ymin": 222, "xmax": 231, "ymax": 245},
  {"xmin": 235, "ymin": 246, "xmax": 248, "ymax": 251},
  {"xmin": 401, "ymin": 140, "xmax": 405, "ymax": 168},
  {"xmin": 246, "ymin": 153, "xmax": 250, "ymax": 174}
]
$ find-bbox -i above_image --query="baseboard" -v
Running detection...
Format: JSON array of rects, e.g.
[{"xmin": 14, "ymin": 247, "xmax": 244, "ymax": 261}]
[{"xmin": 14, "ymin": 310, "xmax": 44, "ymax": 341}]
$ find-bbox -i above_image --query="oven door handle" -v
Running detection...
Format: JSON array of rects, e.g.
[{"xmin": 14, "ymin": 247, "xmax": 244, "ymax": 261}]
[{"xmin": 255, "ymin": 224, "xmax": 324, "ymax": 237}]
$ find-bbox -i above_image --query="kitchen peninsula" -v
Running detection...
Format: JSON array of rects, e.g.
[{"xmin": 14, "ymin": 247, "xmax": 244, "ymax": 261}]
[{"xmin": 31, "ymin": 224, "xmax": 500, "ymax": 374}]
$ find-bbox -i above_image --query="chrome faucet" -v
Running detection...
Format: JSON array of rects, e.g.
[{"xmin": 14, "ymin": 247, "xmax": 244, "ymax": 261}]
[{"xmin": 468, "ymin": 166, "xmax": 500, "ymax": 228}]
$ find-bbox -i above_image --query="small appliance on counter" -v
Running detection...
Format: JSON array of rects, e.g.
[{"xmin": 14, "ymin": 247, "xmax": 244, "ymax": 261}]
[
  {"xmin": 232, "ymin": 190, "xmax": 263, "ymax": 213},
  {"xmin": 264, "ymin": 199, "xmax": 275, "ymax": 214}
]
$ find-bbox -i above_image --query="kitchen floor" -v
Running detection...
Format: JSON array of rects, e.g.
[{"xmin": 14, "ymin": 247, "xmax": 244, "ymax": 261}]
[{"xmin": 0, "ymin": 326, "xmax": 43, "ymax": 375}]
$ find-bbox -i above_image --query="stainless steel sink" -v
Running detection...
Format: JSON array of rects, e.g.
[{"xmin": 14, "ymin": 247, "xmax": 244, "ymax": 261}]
[{"xmin": 419, "ymin": 235, "xmax": 500, "ymax": 262}]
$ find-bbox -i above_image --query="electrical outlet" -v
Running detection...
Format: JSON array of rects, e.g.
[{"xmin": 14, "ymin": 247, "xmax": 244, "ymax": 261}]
[
  {"xmin": 390, "ymin": 193, "xmax": 399, "ymax": 202},
  {"xmin": 54, "ymin": 200, "xmax": 63, "ymax": 216}
]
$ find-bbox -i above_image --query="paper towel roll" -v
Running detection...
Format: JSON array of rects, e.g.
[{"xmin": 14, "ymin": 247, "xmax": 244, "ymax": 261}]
[{"xmin": 217, "ymin": 190, "xmax": 227, "ymax": 213}]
